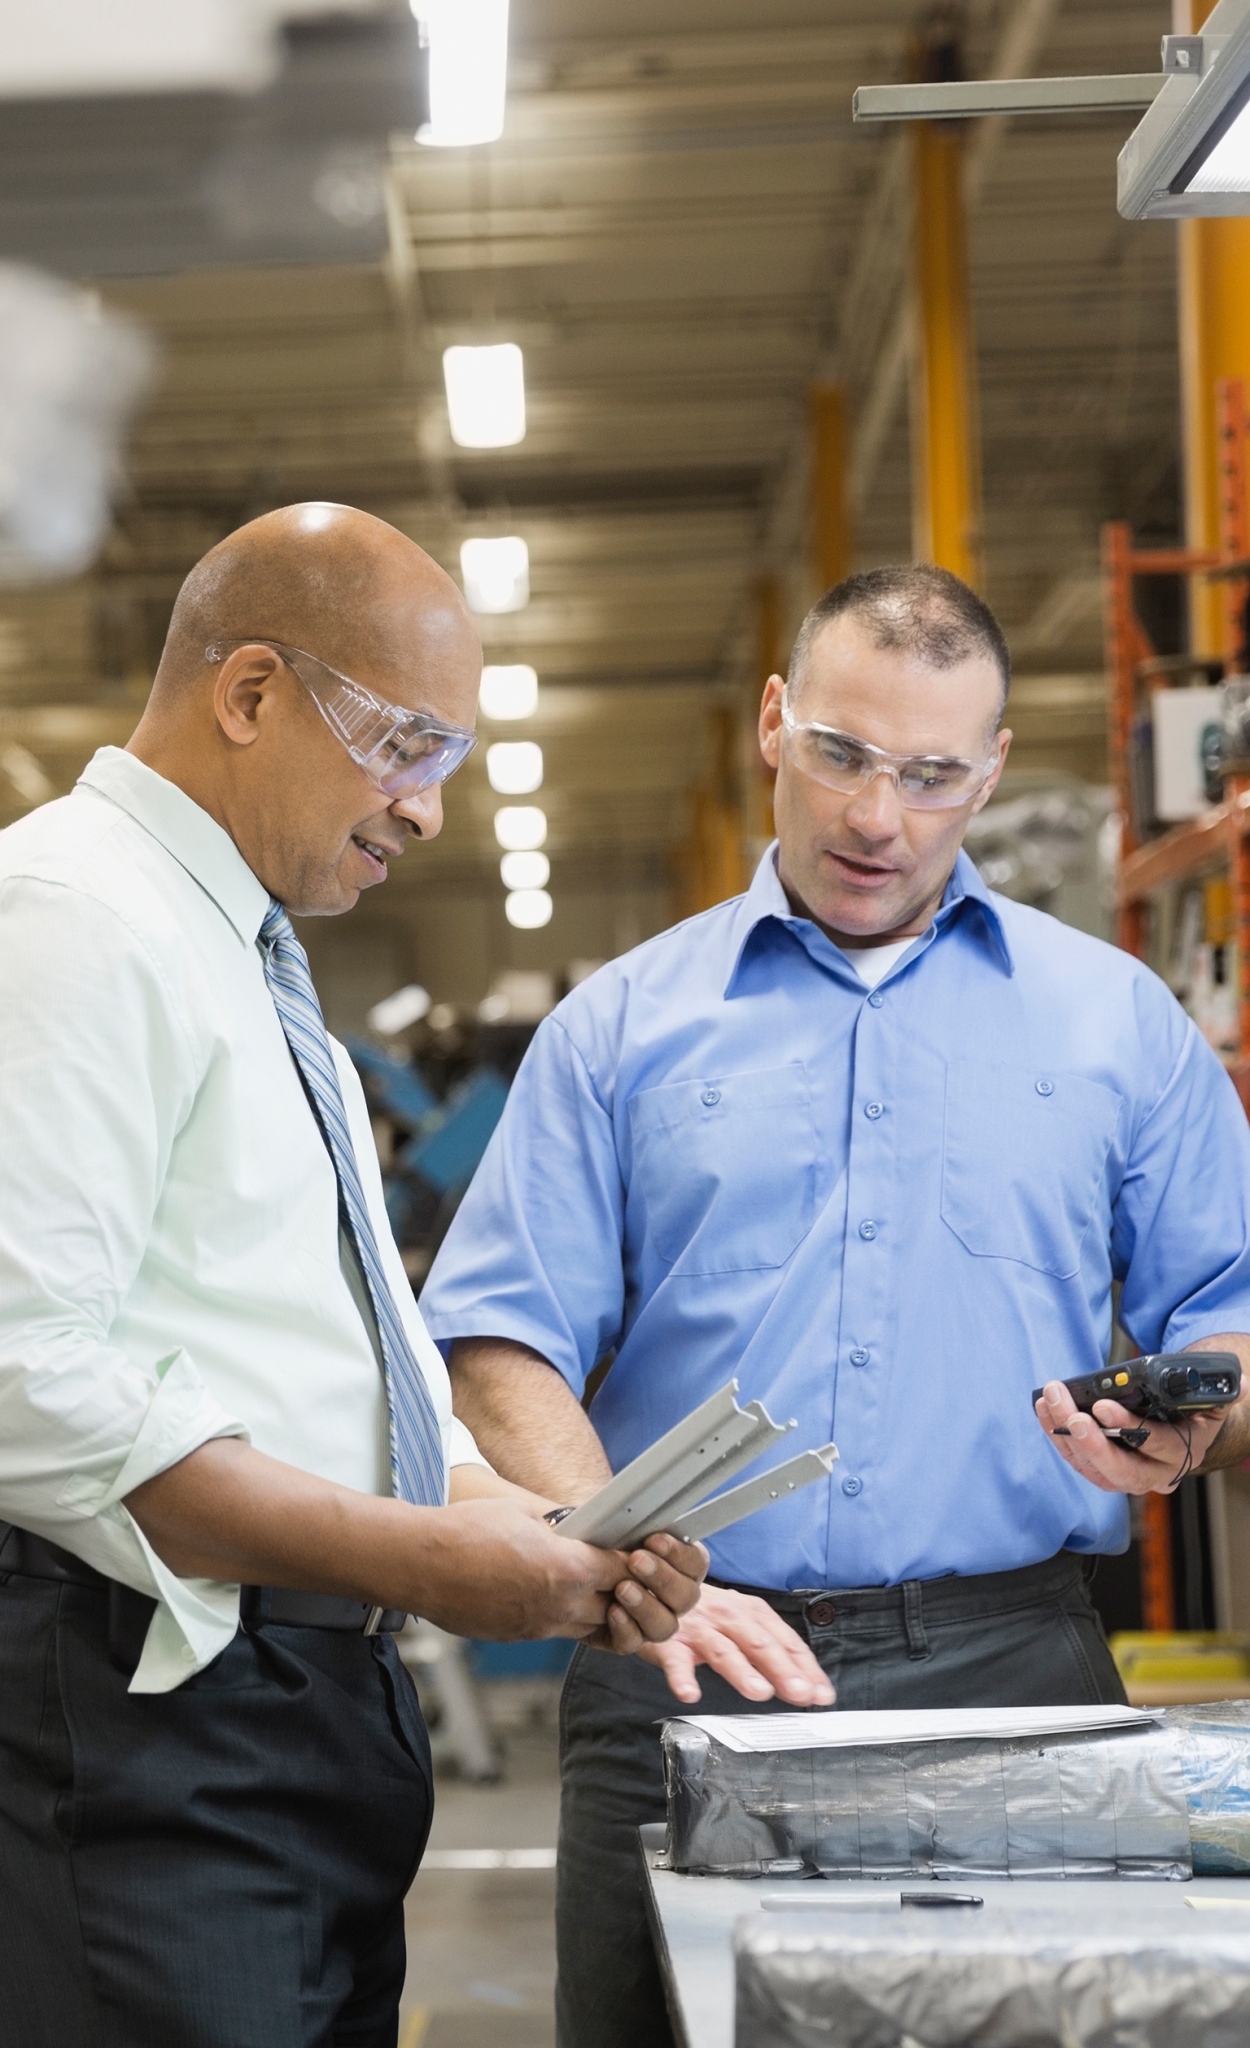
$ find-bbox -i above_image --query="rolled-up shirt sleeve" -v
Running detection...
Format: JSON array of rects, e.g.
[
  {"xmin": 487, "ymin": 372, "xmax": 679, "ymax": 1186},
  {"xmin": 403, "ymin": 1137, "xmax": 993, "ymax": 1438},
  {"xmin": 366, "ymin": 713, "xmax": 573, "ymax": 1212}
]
[
  {"xmin": 0, "ymin": 878, "xmax": 247, "ymax": 1638},
  {"xmin": 421, "ymin": 1014, "xmax": 626, "ymax": 1396},
  {"xmin": 1114, "ymin": 1010, "xmax": 1250, "ymax": 1352}
]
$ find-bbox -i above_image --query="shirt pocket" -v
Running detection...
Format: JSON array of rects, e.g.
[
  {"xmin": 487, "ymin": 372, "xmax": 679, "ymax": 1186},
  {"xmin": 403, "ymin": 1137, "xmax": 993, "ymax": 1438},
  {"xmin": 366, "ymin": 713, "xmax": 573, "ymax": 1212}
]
[
  {"xmin": 628, "ymin": 1063, "xmax": 817, "ymax": 1275},
  {"xmin": 941, "ymin": 1058, "xmax": 1122, "ymax": 1279}
]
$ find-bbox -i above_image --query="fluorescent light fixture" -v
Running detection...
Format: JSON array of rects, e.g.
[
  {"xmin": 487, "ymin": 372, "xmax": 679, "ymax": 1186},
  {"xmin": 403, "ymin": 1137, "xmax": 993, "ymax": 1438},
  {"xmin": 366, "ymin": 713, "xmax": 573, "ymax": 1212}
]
[
  {"xmin": 443, "ymin": 343, "xmax": 525, "ymax": 449},
  {"xmin": 505, "ymin": 887, "xmax": 553, "ymax": 930},
  {"xmin": 486, "ymin": 740, "xmax": 543, "ymax": 794},
  {"xmin": 494, "ymin": 805, "xmax": 546, "ymax": 850},
  {"xmin": 414, "ymin": 0, "xmax": 509, "ymax": 148},
  {"xmin": 480, "ymin": 663, "xmax": 538, "ymax": 719},
  {"xmin": 1119, "ymin": 0, "xmax": 1250, "ymax": 217},
  {"xmin": 1188, "ymin": 95, "xmax": 1250, "ymax": 189},
  {"xmin": 500, "ymin": 849, "xmax": 549, "ymax": 889},
  {"xmin": 460, "ymin": 535, "xmax": 529, "ymax": 614}
]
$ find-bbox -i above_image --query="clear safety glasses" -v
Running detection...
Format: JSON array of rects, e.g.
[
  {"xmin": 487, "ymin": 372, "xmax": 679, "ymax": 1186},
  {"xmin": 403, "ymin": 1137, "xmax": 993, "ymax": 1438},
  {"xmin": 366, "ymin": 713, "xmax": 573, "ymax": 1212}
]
[
  {"xmin": 780, "ymin": 692, "xmax": 996, "ymax": 812},
  {"xmin": 205, "ymin": 639, "xmax": 477, "ymax": 799}
]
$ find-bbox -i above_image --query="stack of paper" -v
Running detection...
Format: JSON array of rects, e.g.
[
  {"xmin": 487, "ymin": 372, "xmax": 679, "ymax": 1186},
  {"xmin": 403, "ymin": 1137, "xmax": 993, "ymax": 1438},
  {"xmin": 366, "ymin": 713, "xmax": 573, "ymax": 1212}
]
[{"xmin": 673, "ymin": 1705, "xmax": 1158, "ymax": 1755}]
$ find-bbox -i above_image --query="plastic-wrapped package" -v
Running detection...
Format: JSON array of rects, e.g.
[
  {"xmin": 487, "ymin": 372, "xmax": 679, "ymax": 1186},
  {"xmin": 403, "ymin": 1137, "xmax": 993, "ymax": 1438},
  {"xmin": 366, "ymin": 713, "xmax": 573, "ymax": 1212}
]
[
  {"xmin": 662, "ymin": 1720, "xmax": 1192, "ymax": 1880},
  {"xmin": 1164, "ymin": 1700, "xmax": 1250, "ymax": 1875},
  {"xmin": 733, "ymin": 1906, "xmax": 1250, "ymax": 2048}
]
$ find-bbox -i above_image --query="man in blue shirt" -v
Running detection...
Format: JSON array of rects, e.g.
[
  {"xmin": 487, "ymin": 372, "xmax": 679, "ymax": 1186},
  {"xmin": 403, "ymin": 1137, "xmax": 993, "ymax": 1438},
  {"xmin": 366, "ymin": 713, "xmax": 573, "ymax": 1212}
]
[{"xmin": 422, "ymin": 565, "xmax": 1250, "ymax": 2048}]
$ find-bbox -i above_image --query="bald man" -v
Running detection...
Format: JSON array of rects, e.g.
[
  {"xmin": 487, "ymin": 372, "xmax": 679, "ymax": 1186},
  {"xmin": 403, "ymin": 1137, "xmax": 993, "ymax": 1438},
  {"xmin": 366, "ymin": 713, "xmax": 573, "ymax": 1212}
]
[{"xmin": 0, "ymin": 504, "xmax": 705, "ymax": 2048}]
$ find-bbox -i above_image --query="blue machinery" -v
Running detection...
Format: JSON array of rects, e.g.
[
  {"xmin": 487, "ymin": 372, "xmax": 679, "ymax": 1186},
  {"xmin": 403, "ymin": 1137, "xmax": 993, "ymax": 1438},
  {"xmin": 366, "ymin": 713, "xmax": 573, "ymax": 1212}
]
[{"xmin": 347, "ymin": 1037, "xmax": 510, "ymax": 1249}]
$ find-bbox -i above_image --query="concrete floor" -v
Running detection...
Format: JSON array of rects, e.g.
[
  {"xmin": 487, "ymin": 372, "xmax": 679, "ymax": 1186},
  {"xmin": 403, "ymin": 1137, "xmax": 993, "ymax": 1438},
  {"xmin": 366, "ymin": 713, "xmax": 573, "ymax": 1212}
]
[{"xmin": 401, "ymin": 1695, "xmax": 561, "ymax": 2048}]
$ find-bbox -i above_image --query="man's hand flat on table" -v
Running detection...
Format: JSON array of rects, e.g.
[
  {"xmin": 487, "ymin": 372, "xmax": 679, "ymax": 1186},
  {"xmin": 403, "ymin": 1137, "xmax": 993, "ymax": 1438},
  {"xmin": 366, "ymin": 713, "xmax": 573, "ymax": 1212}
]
[
  {"xmin": 1035, "ymin": 1380, "xmax": 1225, "ymax": 1494},
  {"xmin": 633, "ymin": 1583, "xmax": 835, "ymax": 1708}
]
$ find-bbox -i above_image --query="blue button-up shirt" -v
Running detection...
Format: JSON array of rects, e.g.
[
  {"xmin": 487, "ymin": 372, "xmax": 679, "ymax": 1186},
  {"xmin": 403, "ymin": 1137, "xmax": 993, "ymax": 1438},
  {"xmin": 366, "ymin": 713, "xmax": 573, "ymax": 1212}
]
[{"xmin": 421, "ymin": 848, "xmax": 1250, "ymax": 1590}]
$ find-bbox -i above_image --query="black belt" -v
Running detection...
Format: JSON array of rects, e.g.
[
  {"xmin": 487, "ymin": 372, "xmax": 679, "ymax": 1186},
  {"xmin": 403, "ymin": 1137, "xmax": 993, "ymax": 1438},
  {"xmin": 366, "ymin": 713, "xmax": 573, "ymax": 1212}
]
[
  {"xmin": 710, "ymin": 1551, "xmax": 1094, "ymax": 1638},
  {"xmin": 0, "ymin": 1523, "xmax": 406, "ymax": 1636}
]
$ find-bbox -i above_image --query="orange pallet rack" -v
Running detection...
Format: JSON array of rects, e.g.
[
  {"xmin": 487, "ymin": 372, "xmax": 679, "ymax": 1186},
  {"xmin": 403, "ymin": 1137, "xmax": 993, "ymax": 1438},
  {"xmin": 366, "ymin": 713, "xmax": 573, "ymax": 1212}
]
[{"xmin": 1103, "ymin": 376, "xmax": 1250, "ymax": 1631}]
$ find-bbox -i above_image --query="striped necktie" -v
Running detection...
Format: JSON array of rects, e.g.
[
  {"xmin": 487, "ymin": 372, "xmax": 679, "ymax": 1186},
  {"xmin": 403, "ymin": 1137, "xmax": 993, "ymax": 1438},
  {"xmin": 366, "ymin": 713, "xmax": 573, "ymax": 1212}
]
[{"xmin": 258, "ymin": 899, "xmax": 446, "ymax": 1508}]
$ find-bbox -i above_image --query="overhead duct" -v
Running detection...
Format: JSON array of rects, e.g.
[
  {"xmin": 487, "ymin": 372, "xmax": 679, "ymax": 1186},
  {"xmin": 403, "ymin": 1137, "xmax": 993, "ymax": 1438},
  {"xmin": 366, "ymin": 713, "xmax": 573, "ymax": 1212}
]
[{"xmin": 0, "ymin": 11, "xmax": 428, "ymax": 277}]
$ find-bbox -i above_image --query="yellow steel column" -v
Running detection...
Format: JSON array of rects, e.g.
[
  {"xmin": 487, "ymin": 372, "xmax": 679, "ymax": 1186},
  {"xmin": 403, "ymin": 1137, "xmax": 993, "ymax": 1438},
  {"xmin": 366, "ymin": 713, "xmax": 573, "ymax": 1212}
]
[
  {"xmin": 809, "ymin": 382, "xmax": 852, "ymax": 594},
  {"xmin": 1179, "ymin": 0, "xmax": 1250, "ymax": 655},
  {"xmin": 747, "ymin": 572, "xmax": 780, "ymax": 852},
  {"xmin": 911, "ymin": 117, "xmax": 983, "ymax": 586}
]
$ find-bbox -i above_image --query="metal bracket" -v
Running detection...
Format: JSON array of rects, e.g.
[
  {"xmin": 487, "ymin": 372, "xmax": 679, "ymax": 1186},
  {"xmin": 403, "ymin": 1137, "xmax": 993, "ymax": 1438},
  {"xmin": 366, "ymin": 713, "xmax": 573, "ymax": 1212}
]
[
  {"xmin": 666, "ymin": 1444, "xmax": 840, "ymax": 1544},
  {"xmin": 1162, "ymin": 35, "xmax": 1206, "ymax": 77},
  {"xmin": 852, "ymin": 75, "xmax": 1164, "ymax": 124},
  {"xmin": 556, "ymin": 1378, "xmax": 833, "ymax": 1550}
]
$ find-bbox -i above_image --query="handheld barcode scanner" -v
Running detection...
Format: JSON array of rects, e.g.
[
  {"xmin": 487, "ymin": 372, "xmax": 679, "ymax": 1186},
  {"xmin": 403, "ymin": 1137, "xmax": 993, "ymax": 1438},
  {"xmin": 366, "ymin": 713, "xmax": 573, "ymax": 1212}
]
[{"xmin": 1034, "ymin": 1352, "xmax": 1241, "ymax": 1451}]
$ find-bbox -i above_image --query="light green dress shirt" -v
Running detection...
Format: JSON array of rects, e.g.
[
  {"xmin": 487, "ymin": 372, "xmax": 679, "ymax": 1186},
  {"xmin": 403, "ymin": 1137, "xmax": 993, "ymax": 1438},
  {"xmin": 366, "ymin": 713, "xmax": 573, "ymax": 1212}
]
[{"xmin": 0, "ymin": 747, "xmax": 487, "ymax": 1692}]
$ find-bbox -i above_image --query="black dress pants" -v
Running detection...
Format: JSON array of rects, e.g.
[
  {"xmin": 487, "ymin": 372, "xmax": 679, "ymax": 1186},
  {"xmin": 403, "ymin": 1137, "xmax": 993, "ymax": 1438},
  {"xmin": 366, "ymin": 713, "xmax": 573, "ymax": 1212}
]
[
  {"xmin": 555, "ymin": 1552, "xmax": 1127, "ymax": 2048},
  {"xmin": 0, "ymin": 1569, "xmax": 432, "ymax": 2048}
]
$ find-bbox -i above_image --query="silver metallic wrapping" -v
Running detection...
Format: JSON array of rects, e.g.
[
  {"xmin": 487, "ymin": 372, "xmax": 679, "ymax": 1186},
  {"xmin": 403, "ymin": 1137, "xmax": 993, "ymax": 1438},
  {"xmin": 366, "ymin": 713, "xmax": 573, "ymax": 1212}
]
[
  {"xmin": 662, "ymin": 1721, "xmax": 1192, "ymax": 1879},
  {"xmin": 1165, "ymin": 1701, "xmax": 1250, "ymax": 1875},
  {"xmin": 733, "ymin": 1906, "xmax": 1250, "ymax": 2048}
]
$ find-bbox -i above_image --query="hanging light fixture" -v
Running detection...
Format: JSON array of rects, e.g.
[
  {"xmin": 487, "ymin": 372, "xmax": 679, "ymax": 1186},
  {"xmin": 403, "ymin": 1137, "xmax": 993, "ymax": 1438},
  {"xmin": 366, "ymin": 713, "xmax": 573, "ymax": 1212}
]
[
  {"xmin": 479, "ymin": 664, "xmax": 538, "ymax": 719},
  {"xmin": 505, "ymin": 887, "xmax": 553, "ymax": 929},
  {"xmin": 493, "ymin": 805, "xmax": 547, "ymax": 850},
  {"xmin": 500, "ymin": 850, "xmax": 549, "ymax": 889},
  {"xmin": 460, "ymin": 536, "xmax": 529, "ymax": 614},
  {"xmin": 414, "ymin": 0, "xmax": 510, "ymax": 149},
  {"xmin": 443, "ymin": 343, "xmax": 526, "ymax": 448},
  {"xmin": 486, "ymin": 740, "xmax": 543, "ymax": 795}
]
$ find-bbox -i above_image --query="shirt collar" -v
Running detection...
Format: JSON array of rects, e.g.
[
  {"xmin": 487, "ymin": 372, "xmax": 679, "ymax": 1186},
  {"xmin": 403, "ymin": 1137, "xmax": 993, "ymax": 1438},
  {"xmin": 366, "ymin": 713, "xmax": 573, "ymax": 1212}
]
[
  {"xmin": 78, "ymin": 748, "xmax": 270, "ymax": 947},
  {"xmin": 724, "ymin": 841, "xmax": 1012, "ymax": 996}
]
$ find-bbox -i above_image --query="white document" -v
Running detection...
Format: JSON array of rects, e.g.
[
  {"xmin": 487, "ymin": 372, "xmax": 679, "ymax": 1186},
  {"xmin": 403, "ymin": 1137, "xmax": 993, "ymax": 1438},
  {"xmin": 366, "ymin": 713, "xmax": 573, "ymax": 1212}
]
[{"xmin": 672, "ymin": 1704, "xmax": 1158, "ymax": 1755}]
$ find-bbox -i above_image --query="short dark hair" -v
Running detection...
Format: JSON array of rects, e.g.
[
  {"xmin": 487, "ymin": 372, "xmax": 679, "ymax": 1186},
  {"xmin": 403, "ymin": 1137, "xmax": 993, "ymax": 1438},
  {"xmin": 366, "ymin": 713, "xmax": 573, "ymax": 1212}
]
[{"xmin": 787, "ymin": 565, "xmax": 1011, "ymax": 725}]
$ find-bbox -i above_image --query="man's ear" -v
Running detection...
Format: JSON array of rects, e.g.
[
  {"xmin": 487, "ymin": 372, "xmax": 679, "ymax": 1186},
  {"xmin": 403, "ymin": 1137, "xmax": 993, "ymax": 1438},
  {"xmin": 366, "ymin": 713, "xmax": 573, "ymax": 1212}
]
[
  {"xmin": 212, "ymin": 646, "xmax": 285, "ymax": 748},
  {"xmin": 758, "ymin": 673, "xmax": 785, "ymax": 772},
  {"xmin": 969, "ymin": 726, "xmax": 1012, "ymax": 816}
]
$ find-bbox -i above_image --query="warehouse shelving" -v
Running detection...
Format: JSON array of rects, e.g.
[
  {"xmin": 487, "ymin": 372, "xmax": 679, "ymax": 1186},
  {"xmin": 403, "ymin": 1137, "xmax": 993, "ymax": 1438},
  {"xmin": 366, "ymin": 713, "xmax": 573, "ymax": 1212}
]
[{"xmin": 1102, "ymin": 376, "xmax": 1250, "ymax": 1638}]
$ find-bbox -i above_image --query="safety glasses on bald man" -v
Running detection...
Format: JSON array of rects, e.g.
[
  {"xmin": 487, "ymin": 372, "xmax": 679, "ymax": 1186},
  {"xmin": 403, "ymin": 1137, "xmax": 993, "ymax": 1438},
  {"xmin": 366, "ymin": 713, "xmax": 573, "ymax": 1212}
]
[
  {"xmin": 206, "ymin": 638, "xmax": 477, "ymax": 799},
  {"xmin": 781, "ymin": 686, "xmax": 997, "ymax": 812}
]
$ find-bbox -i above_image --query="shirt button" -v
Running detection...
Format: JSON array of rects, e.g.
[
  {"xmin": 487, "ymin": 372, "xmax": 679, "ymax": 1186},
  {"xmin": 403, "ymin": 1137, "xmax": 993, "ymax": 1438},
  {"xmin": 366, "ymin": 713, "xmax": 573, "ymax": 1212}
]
[
  {"xmin": 842, "ymin": 1476, "xmax": 863, "ymax": 1498},
  {"xmin": 850, "ymin": 1347, "xmax": 869, "ymax": 1366},
  {"xmin": 868, "ymin": 992, "xmax": 884, "ymax": 1008},
  {"xmin": 865, "ymin": 1101, "xmax": 884, "ymax": 1120},
  {"xmin": 858, "ymin": 1220, "xmax": 877, "ymax": 1240},
  {"xmin": 180, "ymin": 1644, "xmax": 197, "ymax": 1663},
  {"xmin": 701, "ymin": 1087, "xmax": 720, "ymax": 1107},
  {"xmin": 1036, "ymin": 1079, "xmax": 1054, "ymax": 1097},
  {"xmin": 807, "ymin": 1598, "xmax": 837, "ymax": 1626}
]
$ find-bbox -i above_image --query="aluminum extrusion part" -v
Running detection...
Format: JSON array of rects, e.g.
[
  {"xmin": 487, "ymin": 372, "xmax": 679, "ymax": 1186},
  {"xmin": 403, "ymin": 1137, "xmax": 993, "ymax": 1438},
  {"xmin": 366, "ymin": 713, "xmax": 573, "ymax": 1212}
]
[
  {"xmin": 853, "ymin": 76, "xmax": 1163, "ymax": 122},
  {"xmin": 667, "ymin": 1445, "xmax": 840, "ymax": 1544},
  {"xmin": 555, "ymin": 1378, "xmax": 800, "ymax": 1550}
]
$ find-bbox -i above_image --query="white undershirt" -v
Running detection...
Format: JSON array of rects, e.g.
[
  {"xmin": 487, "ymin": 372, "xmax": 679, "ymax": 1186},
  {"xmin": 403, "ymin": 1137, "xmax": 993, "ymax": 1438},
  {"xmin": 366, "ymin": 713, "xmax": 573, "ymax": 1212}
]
[{"xmin": 841, "ymin": 937, "xmax": 917, "ymax": 989}]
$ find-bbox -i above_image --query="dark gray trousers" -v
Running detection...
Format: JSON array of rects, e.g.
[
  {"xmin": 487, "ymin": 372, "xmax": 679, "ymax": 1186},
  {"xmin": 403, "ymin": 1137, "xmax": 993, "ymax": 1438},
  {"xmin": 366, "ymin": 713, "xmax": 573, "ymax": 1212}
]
[
  {"xmin": 0, "ymin": 1568, "xmax": 432, "ymax": 2048},
  {"xmin": 555, "ymin": 1552, "xmax": 1126, "ymax": 2048}
]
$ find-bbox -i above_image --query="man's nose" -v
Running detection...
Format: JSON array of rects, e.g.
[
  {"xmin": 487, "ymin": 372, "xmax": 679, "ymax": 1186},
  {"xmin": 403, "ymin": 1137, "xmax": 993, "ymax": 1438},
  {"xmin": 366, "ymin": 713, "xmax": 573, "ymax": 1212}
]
[
  {"xmin": 392, "ymin": 784, "xmax": 444, "ymax": 840},
  {"xmin": 841, "ymin": 766, "xmax": 904, "ymax": 840}
]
